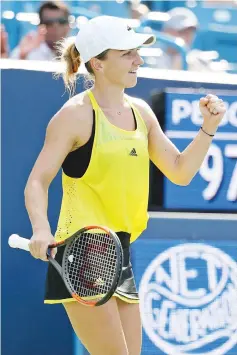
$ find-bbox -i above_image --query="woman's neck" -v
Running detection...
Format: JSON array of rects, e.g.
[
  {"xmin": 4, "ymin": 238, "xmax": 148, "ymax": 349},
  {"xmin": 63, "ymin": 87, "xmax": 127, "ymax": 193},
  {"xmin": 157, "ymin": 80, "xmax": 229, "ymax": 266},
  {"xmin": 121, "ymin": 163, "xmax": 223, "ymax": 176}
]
[{"xmin": 92, "ymin": 83, "xmax": 126, "ymax": 110}]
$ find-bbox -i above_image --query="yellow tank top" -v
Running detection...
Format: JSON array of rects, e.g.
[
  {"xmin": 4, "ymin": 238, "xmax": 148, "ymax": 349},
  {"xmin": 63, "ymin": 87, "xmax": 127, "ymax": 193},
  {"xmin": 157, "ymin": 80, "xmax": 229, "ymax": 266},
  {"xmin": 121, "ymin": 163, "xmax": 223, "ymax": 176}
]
[{"xmin": 55, "ymin": 90, "xmax": 149, "ymax": 243}]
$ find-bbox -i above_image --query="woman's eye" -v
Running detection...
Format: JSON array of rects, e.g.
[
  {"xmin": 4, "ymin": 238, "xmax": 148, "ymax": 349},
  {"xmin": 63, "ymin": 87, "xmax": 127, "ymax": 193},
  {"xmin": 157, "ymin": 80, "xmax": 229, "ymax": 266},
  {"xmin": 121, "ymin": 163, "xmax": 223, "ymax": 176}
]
[{"xmin": 122, "ymin": 49, "xmax": 140, "ymax": 56}]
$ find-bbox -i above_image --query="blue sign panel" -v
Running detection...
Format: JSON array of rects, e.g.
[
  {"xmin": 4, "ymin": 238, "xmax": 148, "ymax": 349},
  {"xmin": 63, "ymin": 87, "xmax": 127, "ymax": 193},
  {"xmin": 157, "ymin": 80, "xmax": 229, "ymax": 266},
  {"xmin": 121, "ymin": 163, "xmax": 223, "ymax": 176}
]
[
  {"xmin": 164, "ymin": 90, "xmax": 237, "ymax": 211},
  {"xmin": 132, "ymin": 214, "xmax": 237, "ymax": 355}
]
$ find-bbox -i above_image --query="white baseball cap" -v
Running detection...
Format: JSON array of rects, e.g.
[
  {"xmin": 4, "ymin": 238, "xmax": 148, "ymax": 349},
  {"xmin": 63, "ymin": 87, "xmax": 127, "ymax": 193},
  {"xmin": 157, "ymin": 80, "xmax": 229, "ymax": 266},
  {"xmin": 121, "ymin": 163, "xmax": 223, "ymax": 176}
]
[{"xmin": 75, "ymin": 15, "xmax": 156, "ymax": 63}]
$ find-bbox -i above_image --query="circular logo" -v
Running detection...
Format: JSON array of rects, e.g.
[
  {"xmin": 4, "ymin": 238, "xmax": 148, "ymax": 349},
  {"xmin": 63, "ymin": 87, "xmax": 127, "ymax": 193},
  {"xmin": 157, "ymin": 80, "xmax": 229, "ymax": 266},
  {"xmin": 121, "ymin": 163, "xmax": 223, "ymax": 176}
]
[{"xmin": 139, "ymin": 244, "xmax": 237, "ymax": 355}]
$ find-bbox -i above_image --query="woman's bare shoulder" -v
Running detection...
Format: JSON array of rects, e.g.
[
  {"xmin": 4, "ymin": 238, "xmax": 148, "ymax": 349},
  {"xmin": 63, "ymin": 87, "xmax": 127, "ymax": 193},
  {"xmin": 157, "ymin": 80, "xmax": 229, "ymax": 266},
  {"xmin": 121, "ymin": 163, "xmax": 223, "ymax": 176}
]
[
  {"xmin": 48, "ymin": 91, "xmax": 92, "ymax": 129},
  {"xmin": 58, "ymin": 91, "xmax": 91, "ymax": 119}
]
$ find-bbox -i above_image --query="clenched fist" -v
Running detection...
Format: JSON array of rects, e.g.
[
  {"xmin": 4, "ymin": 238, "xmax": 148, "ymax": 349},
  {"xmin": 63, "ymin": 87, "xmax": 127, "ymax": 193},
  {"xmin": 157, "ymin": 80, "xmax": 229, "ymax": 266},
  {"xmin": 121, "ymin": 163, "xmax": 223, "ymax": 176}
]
[{"xmin": 199, "ymin": 94, "xmax": 227, "ymax": 135}]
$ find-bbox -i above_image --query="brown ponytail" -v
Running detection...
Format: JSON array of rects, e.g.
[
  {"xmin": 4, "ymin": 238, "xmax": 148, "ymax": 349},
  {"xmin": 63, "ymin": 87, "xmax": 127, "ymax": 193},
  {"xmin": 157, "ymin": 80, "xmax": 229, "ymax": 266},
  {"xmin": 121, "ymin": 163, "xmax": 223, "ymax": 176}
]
[
  {"xmin": 55, "ymin": 39, "xmax": 81, "ymax": 95},
  {"xmin": 55, "ymin": 38, "xmax": 109, "ymax": 95}
]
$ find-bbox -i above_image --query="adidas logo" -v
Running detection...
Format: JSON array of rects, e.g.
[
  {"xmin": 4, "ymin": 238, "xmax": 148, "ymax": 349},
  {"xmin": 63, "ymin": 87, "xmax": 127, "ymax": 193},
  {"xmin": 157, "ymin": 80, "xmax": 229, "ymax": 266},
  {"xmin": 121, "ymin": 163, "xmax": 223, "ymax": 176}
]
[{"xmin": 129, "ymin": 148, "xmax": 138, "ymax": 156}]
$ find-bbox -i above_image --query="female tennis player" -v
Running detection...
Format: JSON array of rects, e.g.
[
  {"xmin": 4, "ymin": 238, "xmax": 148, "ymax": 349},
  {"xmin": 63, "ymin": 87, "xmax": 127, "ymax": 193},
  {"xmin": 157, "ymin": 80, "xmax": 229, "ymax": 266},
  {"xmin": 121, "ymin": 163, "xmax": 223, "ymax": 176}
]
[{"xmin": 24, "ymin": 15, "xmax": 226, "ymax": 355}]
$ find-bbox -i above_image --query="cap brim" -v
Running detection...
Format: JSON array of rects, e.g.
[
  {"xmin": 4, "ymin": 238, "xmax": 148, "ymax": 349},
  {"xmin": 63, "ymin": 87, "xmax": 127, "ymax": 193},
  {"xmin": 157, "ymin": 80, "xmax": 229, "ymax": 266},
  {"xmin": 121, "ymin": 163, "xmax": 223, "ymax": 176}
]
[
  {"xmin": 139, "ymin": 33, "xmax": 156, "ymax": 46},
  {"xmin": 110, "ymin": 33, "xmax": 156, "ymax": 51}
]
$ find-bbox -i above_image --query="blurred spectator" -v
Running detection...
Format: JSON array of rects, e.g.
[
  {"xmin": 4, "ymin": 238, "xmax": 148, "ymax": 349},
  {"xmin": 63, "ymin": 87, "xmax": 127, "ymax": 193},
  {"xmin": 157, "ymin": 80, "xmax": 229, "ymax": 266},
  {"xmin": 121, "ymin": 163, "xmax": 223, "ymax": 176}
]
[
  {"xmin": 156, "ymin": 7, "xmax": 198, "ymax": 70},
  {"xmin": 130, "ymin": 2, "xmax": 149, "ymax": 20},
  {"xmin": 11, "ymin": 1, "xmax": 70, "ymax": 60},
  {"xmin": 1, "ymin": 24, "xmax": 9, "ymax": 58}
]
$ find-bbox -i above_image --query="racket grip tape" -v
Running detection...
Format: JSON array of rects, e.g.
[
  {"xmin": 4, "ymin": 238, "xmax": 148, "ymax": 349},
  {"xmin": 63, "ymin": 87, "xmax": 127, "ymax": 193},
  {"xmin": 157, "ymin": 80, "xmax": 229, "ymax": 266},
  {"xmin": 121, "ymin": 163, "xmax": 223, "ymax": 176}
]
[{"xmin": 8, "ymin": 234, "xmax": 30, "ymax": 252}]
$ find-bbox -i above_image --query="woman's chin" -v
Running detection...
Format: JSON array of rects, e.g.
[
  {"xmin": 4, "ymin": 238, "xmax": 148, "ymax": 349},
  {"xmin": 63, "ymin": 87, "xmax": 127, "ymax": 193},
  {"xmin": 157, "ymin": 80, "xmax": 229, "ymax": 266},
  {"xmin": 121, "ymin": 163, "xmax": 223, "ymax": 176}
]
[{"xmin": 125, "ymin": 78, "xmax": 138, "ymax": 89}]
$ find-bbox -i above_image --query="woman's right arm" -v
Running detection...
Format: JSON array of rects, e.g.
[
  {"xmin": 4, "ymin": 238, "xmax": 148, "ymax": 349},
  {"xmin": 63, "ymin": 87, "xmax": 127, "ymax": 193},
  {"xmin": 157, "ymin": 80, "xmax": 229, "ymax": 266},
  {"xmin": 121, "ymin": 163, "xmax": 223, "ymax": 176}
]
[{"xmin": 25, "ymin": 106, "xmax": 78, "ymax": 261}]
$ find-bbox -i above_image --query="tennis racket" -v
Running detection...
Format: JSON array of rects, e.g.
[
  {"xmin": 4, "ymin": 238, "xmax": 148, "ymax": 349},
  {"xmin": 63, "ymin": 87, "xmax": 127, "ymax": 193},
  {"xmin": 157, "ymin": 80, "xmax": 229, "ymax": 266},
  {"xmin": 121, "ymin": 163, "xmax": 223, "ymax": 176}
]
[{"xmin": 8, "ymin": 226, "xmax": 124, "ymax": 306}]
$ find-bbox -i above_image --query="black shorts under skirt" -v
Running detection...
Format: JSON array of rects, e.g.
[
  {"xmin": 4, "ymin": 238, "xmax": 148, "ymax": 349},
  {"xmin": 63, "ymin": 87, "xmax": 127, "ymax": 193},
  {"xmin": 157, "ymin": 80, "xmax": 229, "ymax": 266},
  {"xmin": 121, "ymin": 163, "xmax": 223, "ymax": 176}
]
[{"xmin": 44, "ymin": 232, "xmax": 139, "ymax": 304}]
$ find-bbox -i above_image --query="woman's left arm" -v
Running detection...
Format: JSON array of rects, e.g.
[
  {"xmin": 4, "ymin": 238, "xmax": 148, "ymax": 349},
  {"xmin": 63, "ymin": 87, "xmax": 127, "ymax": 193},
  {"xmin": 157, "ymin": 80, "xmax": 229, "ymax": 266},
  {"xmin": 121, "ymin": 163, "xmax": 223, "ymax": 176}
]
[
  {"xmin": 174, "ymin": 94, "xmax": 226, "ymax": 184},
  {"xmin": 133, "ymin": 94, "xmax": 226, "ymax": 186}
]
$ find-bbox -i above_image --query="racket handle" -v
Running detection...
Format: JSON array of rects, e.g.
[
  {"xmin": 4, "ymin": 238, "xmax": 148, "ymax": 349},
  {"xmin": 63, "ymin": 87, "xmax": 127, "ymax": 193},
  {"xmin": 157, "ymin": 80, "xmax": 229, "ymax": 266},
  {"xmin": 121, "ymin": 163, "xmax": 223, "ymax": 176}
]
[{"xmin": 8, "ymin": 234, "xmax": 30, "ymax": 252}]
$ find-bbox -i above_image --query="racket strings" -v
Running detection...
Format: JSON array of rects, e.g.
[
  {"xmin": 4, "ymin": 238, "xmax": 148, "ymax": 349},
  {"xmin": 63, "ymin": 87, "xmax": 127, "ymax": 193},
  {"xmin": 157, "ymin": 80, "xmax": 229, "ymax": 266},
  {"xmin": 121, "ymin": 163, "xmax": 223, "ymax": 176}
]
[{"xmin": 65, "ymin": 231, "xmax": 119, "ymax": 299}]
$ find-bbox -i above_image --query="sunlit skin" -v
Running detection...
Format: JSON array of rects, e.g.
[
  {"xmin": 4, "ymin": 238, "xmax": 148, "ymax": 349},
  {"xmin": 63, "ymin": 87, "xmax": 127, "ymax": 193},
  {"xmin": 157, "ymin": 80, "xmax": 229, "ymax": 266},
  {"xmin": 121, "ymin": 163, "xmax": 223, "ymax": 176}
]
[
  {"xmin": 87, "ymin": 48, "xmax": 144, "ymax": 114},
  {"xmin": 91, "ymin": 48, "xmax": 144, "ymax": 89}
]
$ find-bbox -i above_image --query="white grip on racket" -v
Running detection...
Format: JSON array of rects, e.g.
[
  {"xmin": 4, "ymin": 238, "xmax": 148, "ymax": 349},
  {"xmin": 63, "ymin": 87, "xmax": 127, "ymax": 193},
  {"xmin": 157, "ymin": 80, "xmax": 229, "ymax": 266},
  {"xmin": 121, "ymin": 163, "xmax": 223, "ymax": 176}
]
[{"xmin": 8, "ymin": 234, "xmax": 30, "ymax": 252}]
